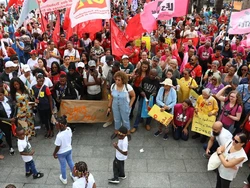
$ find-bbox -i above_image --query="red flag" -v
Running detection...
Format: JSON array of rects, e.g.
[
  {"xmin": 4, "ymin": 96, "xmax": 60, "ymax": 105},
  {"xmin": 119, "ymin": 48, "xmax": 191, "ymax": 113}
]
[
  {"xmin": 128, "ymin": 0, "xmax": 132, "ymax": 6},
  {"xmin": 53, "ymin": 11, "xmax": 60, "ymax": 43},
  {"xmin": 40, "ymin": 14, "xmax": 48, "ymax": 32},
  {"xmin": 110, "ymin": 19, "xmax": 130, "ymax": 57},
  {"xmin": 77, "ymin": 20, "xmax": 102, "ymax": 41},
  {"xmin": 5, "ymin": 0, "xmax": 21, "ymax": 10},
  {"xmin": 64, "ymin": 8, "xmax": 73, "ymax": 39},
  {"xmin": 125, "ymin": 14, "xmax": 147, "ymax": 41}
]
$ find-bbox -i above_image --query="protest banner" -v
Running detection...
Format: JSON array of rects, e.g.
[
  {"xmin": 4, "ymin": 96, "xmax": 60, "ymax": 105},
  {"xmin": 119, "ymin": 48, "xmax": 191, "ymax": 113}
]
[
  {"xmin": 70, "ymin": 0, "xmax": 111, "ymax": 27},
  {"xmin": 40, "ymin": 0, "xmax": 72, "ymax": 14},
  {"xmin": 189, "ymin": 89, "xmax": 199, "ymax": 107},
  {"xmin": 141, "ymin": 36, "xmax": 151, "ymax": 51},
  {"xmin": 228, "ymin": 8, "xmax": 250, "ymax": 35},
  {"xmin": 191, "ymin": 113, "xmax": 216, "ymax": 137},
  {"xmin": 59, "ymin": 100, "xmax": 113, "ymax": 123},
  {"xmin": 148, "ymin": 104, "xmax": 173, "ymax": 126}
]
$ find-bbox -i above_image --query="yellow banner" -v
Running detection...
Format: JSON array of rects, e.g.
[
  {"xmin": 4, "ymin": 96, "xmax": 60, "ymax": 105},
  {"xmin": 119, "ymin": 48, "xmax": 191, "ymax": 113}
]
[
  {"xmin": 135, "ymin": 38, "xmax": 141, "ymax": 47},
  {"xmin": 189, "ymin": 89, "xmax": 199, "ymax": 106},
  {"xmin": 148, "ymin": 104, "xmax": 173, "ymax": 126},
  {"xmin": 141, "ymin": 36, "xmax": 151, "ymax": 51},
  {"xmin": 191, "ymin": 113, "xmax": 216, "ymax": 137},
  {"xmin": 59, "ymin": 100, "xmax": 113, "ymax": 123}
]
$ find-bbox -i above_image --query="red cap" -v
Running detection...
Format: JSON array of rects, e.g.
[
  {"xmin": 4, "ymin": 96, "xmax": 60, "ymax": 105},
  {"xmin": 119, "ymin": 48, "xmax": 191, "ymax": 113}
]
[
  {"xmin": 141, "ymin": 40, "xmax": 146, "ymax": 44},
  {"xmin": 200, "ymin": 36, "xmax": 206, "ymax": 43},
  {"xmin": 29, "ymin": 50, "xmax": 37, "ymax": 55}
]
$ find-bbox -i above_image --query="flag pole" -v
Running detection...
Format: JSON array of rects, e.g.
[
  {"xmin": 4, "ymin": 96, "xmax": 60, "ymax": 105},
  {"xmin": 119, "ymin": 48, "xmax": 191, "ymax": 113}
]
[{"xmin": 36, "ymin": 0, "xmax": 46, "ymax": 32}]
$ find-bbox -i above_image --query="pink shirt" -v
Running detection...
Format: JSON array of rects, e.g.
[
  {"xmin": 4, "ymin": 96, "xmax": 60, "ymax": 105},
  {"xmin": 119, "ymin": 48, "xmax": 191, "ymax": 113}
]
[
  {"xmin": 174, "ymin": 104, "xmax": 194, "ymax": 127},
  {"xmin": 231, "ymin": 44, "xmax": 245, "ymax": 57},
  {"xmin": 160, "ymin": 55, "xmax": 177, "ymax": 62},
  {"xmin": 220, "ymin": 101, "xmax": 242, "ymax": 127},
  {"xmin": 197, "ymin": 45, "xmax": 213, "ymax": 61}
]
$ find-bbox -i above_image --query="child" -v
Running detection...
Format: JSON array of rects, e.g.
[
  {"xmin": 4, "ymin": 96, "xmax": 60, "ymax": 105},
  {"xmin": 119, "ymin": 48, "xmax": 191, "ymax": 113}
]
[
  {"xmin": 16, "ymin": 126, "xmax": 44, "ymax": 179},
  {"xmin": 72, "ymin": 161, "xmax": 96, "ymax": 188},
  {"xmin": 53, "ymin": 115, "xmax": 77, "ymax": 185},
  {"xmin": 108, "ymin": 126, "xmax": 128, "ymax": 184}
]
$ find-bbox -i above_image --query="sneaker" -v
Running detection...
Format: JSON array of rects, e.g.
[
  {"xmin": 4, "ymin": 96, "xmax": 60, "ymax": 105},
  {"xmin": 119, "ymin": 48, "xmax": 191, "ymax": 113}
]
[
  {"xmin": 130, "ymin": 128, "xmax": 137, "ymax": 133},
  {"xmin": 33, "ymin": 172, "xmax": 44, "ymax": 179},
  {"xmin": 119, "ymin": 176, "xmax": 127, "ymax": 180},
  {"xmin": 103, "ymin": 121, "xmax": 112, "ymax": 128},
  {"xmin": 70, "ymin": 172, "xmax": 78, "ymax": 182},
  {"xmin": 163, "ymin": 134, "xmax": 168, "ymax": 140},
  {"xmin": 192, "ymin": 133, "xmax": 200, "ymax": 139},
  {"xmin": 109, "ymin": 178, "xmax": 120, "ymax": 184},
  {"xmin": 59, "ymin": 174, "xmax": 67, "ymax": 184},
  {"xmin": 154, "ymin": 130, "xmax": 162, "ymax": 137},
  {"xmin": 26, "ymin": 171, "xmax": 32, "ymax": 177},
  {"xmin": 9, "ymin": 148, "xmax": 14, "ymax": 155},
  {"xmin": 145, "ymin": 125, "xmax": 151, "ymax": 131}
]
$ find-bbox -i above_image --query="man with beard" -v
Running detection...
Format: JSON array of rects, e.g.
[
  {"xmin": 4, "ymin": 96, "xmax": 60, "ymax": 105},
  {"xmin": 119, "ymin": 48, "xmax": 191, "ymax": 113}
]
[
  {"xmin": 185, "ymin": 55, "xmax": 202, "ymax": 84},
  {"xmin": 203, "ymin": 121, "xmax": 232, "ymax": 158}
]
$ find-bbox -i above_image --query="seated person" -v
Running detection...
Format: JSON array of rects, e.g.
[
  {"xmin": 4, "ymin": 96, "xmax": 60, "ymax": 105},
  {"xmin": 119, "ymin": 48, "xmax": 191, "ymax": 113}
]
[{"xmin": 52, "ymin": 74, "xmax": 77, "ymax": 111}]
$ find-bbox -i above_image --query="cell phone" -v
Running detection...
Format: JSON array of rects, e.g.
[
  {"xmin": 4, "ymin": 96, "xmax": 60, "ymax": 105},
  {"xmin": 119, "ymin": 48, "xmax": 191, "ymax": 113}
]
[{"xmin": 107, "ymin": 112, "xmax": 110, "ymax": 117}]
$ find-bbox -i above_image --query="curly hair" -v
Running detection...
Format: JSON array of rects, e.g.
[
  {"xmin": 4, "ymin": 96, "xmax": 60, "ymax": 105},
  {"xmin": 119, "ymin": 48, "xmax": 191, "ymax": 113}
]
[
  {"xmin": 75, "ymin": 161, "xmax": 89, "ymax": 188},
  {"xmin": 114, "ymin": 71, "xmax": 128, "ymax": 84},
  {"xmin": 228, "ymin": 90, "xmax": 242, "ymax": 106}
]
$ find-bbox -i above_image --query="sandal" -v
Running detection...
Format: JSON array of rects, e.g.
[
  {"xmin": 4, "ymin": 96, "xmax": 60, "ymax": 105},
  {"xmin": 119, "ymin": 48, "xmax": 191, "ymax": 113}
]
[{"xmin": 0, "ymin": 155, "xmax": 4, "ymax": 160}]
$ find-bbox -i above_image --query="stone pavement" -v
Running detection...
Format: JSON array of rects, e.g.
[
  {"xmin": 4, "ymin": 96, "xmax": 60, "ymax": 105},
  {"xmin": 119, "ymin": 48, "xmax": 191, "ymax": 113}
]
[{"xmin": 0, "ymin": 121, "xmax": 249, "ymax": 188}]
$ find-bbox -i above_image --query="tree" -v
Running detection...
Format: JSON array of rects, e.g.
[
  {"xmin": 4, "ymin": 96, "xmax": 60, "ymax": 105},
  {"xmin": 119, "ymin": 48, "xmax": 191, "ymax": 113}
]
[
  {"xmin": 215, "ymin": 0, "xmax": 224, "ymax": 14},
  {"xmin": 242, "ymin": 0, "xmax": 250, "ymax": 10}
]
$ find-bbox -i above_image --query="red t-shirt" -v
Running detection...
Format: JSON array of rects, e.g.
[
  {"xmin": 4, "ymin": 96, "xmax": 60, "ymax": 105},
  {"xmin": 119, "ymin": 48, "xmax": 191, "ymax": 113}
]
[
  {"xmin": 50, "ymin": 71, "xmax": 66, "ymax": 85},
  {"xmin": 58, "ymin": 40, "xmax": 67, "ymax": 57},
  {"xmin": 35, "ymin": 85, "xmax": 51, "ymax": 96},
  {"xmin": 38, "ymin": 41, "xmax": 48, "ymax": 55},
  {"xmin": 174, "ymin": 104, "xmax": 194, "ymax": 127},
  {"xmin": 184, "ymin": 63, "xmax": 202, "ymax": 78}
]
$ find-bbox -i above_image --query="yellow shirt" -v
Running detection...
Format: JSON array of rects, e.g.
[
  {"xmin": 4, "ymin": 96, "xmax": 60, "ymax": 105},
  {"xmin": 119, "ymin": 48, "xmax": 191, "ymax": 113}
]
[
  {"xmin": 179, "ymin": 77, "xmax": 198, "ymax": 102},
  {"xmin": 195, "ymin": 95, "xmax": 219, "ymax": 115}
]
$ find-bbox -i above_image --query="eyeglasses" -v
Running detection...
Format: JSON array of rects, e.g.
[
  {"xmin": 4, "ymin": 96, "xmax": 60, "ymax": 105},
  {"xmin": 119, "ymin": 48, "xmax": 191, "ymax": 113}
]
[{"xmin": 233, "ymin": 137, "xmax": 240, "ymax": 144}]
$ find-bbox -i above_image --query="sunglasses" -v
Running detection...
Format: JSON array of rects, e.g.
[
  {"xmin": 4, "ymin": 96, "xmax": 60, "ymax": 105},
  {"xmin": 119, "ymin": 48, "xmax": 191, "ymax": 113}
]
[
  {"xmin": 233, "ymin": 137, "xmax": 240, "ymax": 144},
  {"xmin": 117, "ymin": 131, "xmax": 126, "ymax": 136}
]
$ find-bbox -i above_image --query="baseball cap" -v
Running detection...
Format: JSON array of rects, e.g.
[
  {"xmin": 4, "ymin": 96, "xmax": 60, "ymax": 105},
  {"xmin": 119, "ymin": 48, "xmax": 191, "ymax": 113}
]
[
  {"xmin": 152, "ymin": 56, "xmax": 159, "ymax": 62},
  {"xmin": 22, "ymin": 64, "xmax": 31, "ymax": 72},
  {"xmin": 200, "ymin": 36, "xmax": 206, "ymax": 43},
  {"xmin": 5, "ymin": 61, "xmax": 18, "ymax": 68},
  {"xmin": 122, "ymin": 55, "xmax": 129, "ymax": 60},
  {"xmin": 78, "ymin": 62, "xmax": 85, "ymax": 68},
  {"xmin": 112, "ymin": 61, "xmax": 120, "ymax": 68},
  {"xmin": 106, "ymin": 55, "xmax": 114, "ymax": 62},
  {"xmin": 29, "ymin": 50, "xmax": 37, "ymax": 55},
  {"xmin": 88, "ymin": 60, "xmax": 96, "ymax": 67}
]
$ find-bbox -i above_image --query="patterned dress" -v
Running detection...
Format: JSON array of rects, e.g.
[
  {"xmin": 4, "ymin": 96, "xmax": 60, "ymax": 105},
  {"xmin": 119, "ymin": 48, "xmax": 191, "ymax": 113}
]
[{"xmin": 16, "ymin": 92, "xmax": 35, "ymax": 136}]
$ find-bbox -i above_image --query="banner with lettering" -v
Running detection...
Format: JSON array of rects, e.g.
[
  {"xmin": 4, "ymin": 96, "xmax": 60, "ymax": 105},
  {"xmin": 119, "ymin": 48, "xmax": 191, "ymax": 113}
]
[
  {"xmin": 70, "ymin": 0, "xmax": 111, "ymax": 27},
  {"xmin": 40, "ymin": 0, "xmax": 72, "ymax": 14},
  {"xmin": 148, "ymin": 104, "xmax": 173, "ymax": 126},
  {"xmin": 191, "ymin": 113, "xmax": 216, "ymax": 137},
  {"xmin": 189, "ymin": 89, "xmax": 199, "ymax": 107},
  {"xmin": 228, "ymin": 8, "xmax": 250, "ymax": 34},
  {"xmin": 59, "ymin": 100, "xmax": 113, "ymax": 123}
]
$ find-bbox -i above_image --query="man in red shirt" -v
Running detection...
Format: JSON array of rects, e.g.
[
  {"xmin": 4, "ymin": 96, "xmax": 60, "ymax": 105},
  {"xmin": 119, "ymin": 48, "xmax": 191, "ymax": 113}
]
[
  {"xmin": 155, "ymin": 36, "xmax": 168, "ymax": 56},
  {"xmin": 57, "ymin": 33, "xmax": 67, "ymax": 60},
  {"xmin": 211, "ymin": 45, "xmax": 224, "ymax": 67},
  {"xmin": 185, "ymin": 55, "xmax": 202, "ymax": 84},
  {"xmin": 218, "ymin": 13, "xmax": 228, "ymax": 25},
  {"xmin": 197, "ymin": 40, "xmax": 213, "ymax": 74},
  {"xmin": 231, "ymin": 37, "xmax": 245, "ymax": 58},
  {"xmin": 127, "ymin": 41, "xmax": 140, "ymax": 67},
  {"xmin": 37, "ymin": 33, "xmax": 49, "ymax": 58}
]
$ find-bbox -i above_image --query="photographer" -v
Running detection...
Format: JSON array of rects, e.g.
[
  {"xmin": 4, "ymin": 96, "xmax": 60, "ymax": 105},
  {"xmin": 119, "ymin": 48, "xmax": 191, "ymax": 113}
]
[
  {"xmin": 83, "ymin": 60, "xmax": 102, "ymax": 100},
  {"xmin": 216, "ymin": 85, "xmax": 243, "ymax": 133}
]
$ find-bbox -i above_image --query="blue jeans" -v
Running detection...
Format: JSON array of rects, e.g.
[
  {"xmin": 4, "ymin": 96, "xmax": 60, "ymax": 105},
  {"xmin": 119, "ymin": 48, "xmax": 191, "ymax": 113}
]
[
  {"xmin": 133, "ymin": 98, "xmax": 152, "ymax": 128},
  {"xmin": 57, "ymin": 150, "xmax": 74, "ymax": 179},
  {"xmin": 25, "ymin": 160, "xmax": 38, "ymax": 175},
  {"xmin": 173, "ymin": 126, "xmax": 189, "ymax": 141}
]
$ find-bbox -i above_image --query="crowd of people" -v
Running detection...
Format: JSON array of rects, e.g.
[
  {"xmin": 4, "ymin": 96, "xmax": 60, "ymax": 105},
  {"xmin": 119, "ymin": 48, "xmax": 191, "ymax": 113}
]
[{"xmin": 0, "ymin": 1, "xmax": 250, "ymax": 188}]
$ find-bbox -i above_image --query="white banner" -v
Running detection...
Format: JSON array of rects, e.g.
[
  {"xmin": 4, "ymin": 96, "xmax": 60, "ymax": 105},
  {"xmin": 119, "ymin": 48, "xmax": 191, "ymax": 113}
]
[
  {"xmin": 70, "ymin": 0, "xmax": 111, "ymax": 27},
  {"xmin": 40, "ymin": 0, "xmax": 72, "ymax": 15}
]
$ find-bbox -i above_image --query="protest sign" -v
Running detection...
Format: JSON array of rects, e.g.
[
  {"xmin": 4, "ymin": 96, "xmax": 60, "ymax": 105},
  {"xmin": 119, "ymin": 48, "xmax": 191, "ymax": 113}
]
[
  {"xmin": 40, "ymin": 0, "xmax": 72, "ymax": 14},
  {"xmin": 191, "ymin": 113, "xmax": 216, "ymax": 137},
  {"xmin": 59, "ymin": 100, "xmax": 113, "ymax": 123},
  {"xmin": 70, "ymin": 0, "xmax": 111, "ymax": 27},
  {"xmin": 228, "ymin": 8, "xmax": 250, "ymax": 34},
  {"xmin": 141, "ymin": 37, "xmax": 151, "ymax": 51},
  {"xmin": 189, "ymin": 89, "xmax": 199, "ymax": 106},
  {"xmin": 148, "ymin": 104, "xmax": 173, "ymax": 126}
]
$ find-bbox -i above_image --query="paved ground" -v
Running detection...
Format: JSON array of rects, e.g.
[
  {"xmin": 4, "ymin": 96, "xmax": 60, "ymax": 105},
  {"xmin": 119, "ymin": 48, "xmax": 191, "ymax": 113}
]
[{"xmin": 0, "ymin": 120, "xmax": 249, "ymax": 188}]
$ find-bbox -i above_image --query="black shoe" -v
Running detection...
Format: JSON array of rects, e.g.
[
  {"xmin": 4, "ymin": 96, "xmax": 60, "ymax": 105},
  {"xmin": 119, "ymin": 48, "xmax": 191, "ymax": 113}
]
[
  {"xmin": 154, "ymin": 130, "xmax": 162, "ymax": 137},
  {"xmin": 44, "ymin": 133, "xmax": 49, "ymax": 138},
  {"xmin": 200, "ymin": 136, "xmax": 207, "ymax": 143},
  {"xmin": 192, "ymin": 133, "xmax": 200, "ymax": 139},
  {"xmin": 129, "ymin": 114, "xmax": 134, "ymax": 120},
  {"xmin": 127, "ymin": 135, "xmax": 131, "ymax": 141},
  {"xmin": 163, "ymin": 134, "xmax": 168, "ymax": 140},
  {"xmin": 33, "ymin": 172, "xmax": 44, "ymax": 179},
  {"xmin": 108, "ymin": 178, "xmax": 120, "ymax": 184},
  {"xmin": 26, "ymin": 171, "xmax": 32, "ymax": 177},
  {"xmin": 111, "ymin": 133, "xmax": 117, "ymax": 140},
  {"xmin": 9, "ymin": 148, "xmax": 14, "ymax": 155}
]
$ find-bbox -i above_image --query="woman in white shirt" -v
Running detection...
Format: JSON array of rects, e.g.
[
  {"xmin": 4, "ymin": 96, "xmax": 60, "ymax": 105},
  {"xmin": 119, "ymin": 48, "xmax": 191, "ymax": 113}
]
[
  {"xmin": 216, "ymin": 133, "xmax": 248, "ymax": 188},
  {"xmin": 73, "ymin": 161, "xmax": 96, "ymax": 188},
  {"xmin": 53, "ymin": 115, "xmax": 77, "ymax": 185}
]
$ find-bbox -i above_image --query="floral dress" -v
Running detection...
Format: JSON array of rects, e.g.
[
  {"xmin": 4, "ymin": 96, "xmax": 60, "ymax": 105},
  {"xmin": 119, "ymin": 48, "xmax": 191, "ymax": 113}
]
[{"xmin": 16, "ymin": 92, "xmax": 35, "ymax": 136}]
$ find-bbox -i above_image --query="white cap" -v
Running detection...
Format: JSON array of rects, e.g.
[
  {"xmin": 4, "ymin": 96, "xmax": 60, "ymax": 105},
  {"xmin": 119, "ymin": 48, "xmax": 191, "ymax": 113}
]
[
  {"xmin": 122, "ymin": 55, "xmax": 129, "ymax": 59},
  {"xmin": 5, "ymin": 61, "xmax": 18, "ymax": 68},
  {"xmin": 88, "ymin": 60, "xmax": 96, "ymax": 67},
  {"xmin": 78, "ymin": 62, "xmax": 85, "ymax": 68},
  {"xmin": 22, "ymin": 64, "xmax": 31, "ymax": 72}
]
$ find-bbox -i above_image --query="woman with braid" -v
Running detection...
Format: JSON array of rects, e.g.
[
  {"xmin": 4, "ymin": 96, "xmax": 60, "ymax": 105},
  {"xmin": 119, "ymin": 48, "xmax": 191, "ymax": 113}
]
[{"xmin": 72, "ymin": 161, "xmax": 96, "ymax": 188}]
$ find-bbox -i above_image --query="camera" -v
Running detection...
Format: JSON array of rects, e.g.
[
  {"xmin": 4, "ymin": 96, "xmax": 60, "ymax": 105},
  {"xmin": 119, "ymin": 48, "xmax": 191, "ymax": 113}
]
[{"xmin": 223, "ymin": 110, "xmax": 231, "ymax": 116}]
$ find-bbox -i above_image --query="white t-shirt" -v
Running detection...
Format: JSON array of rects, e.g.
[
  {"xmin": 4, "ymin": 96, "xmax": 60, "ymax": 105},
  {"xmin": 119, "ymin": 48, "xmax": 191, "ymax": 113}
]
[
  {"xmin": 110, "ymin": 84, "xmax": 133, "ymax": 103},
  {"xmin": 17, "ymin": 136, "xmax": 33, "ymax": 162},
  {"xmin": 102, "ymin": 64, "xmax": 112, "ymax": 79},
  {"xmin": 19, "ymin": 74, "xmax": 35, "ymax": 89},
  {"xmin": 30, "ymin": 77, "xmax": 53, "ymax": 88},
  {"xmin": 212, "ymin": 127, "xmax": 232, "ymax": 146},
  {"xmin": 116, "ymin": 136, "xmax": 128, "ymax": 161},
  {"xmin": 100, "ymin": 55, "xmax": 115, "ymax": 65},
  {"xmin": 83, "ymin": 71, "xmax": 101, "ymax": 95},
  {"xmin": 218, "ymin": 140, "xmax": 248, "ymax": 181},
  {"xmin": 54, "ymin": 127, "xmax": 72, "ymax": 154},
  {"xmin": 63, "ymin": 49, "xmax": 80, "ymax": 61},
  {"xmin": 73, "ymin": 173, "xmax": 95, "ymax": 188},
  {"xmin": 44, "ymin": 48, "xmax": 60, "ymax": 68},
  {"xmin": 27, "ymin": 58, "xmax": 38, "ymax": 70}
]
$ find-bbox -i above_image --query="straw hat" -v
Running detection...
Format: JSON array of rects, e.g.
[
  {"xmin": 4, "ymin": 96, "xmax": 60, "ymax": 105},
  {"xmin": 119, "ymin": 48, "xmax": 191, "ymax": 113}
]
[{"xmin": 160, "ymin": 78, "xmax": 173, "ymax": 87}]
